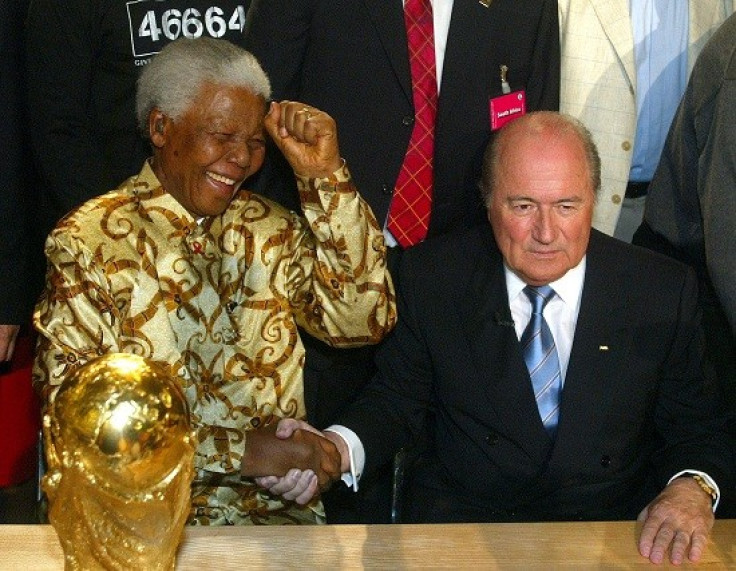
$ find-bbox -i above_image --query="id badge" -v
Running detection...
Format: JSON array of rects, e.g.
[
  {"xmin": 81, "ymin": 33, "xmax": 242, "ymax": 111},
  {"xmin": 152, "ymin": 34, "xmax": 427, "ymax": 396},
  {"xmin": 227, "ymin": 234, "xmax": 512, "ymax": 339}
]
[{"xmin": 489, "ymin": 90, "xmax": 526, "ymax": 131}]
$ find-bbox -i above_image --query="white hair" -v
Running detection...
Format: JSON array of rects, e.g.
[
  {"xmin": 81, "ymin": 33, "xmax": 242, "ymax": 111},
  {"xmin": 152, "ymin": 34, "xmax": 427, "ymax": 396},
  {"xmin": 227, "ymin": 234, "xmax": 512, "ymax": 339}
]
[{"xmin": 136, "ymin": 37, "xmax": 271, "ymax": 136}]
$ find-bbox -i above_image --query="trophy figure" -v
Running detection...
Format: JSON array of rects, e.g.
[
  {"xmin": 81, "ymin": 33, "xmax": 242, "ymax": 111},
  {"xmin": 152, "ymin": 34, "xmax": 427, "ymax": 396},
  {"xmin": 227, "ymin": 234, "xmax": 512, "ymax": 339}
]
[{"xmin": 42, "ymin": 353, "xmax": 195, "ymax": 570}]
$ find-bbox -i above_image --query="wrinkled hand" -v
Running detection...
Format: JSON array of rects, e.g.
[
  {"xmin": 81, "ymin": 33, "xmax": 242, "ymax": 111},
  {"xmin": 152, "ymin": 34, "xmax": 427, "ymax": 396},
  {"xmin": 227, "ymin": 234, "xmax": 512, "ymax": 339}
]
[
  {"xmin": 637, "ymin": 477, "xmax": 714, "ymax": 564},
  {"xmin": 242, "ymin": 420, "xmax": 341, "ymax": 494},
  {"xmin": 263, "ymin": 100, "xmax": 342, "ymax": 179},
  {"xmin": 255, "ymin": 468, "xmax": 320, "ymax": 506},
  {"xmin": 0, "ymin": 324, "xmax": 20, "ymax": 361},
  {"xmin": 255, "ymin": 419, "xmax": 347, "ymax": 505}
]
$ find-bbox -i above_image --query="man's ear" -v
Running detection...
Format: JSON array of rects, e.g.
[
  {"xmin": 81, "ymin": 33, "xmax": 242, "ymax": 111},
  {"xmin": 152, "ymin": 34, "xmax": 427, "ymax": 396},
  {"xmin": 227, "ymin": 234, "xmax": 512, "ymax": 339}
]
[{"xmin": 149, "ymin": 109, "xmax": 167, "ymax": 147}]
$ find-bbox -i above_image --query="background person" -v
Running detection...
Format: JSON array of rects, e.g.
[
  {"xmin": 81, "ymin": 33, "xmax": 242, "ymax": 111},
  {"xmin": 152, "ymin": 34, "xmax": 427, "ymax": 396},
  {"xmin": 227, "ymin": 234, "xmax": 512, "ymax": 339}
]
[
  {"xmin": 26, "ymin": 0, "xmax": 256, "ymax": 243},
  {"xmin": 0, "ymin": 0, "xmax": 42, "ymax": 508},
  {"xmin": 558, "ymin": 0, "xmax": 733, "ymax": 240},
  {"xmin": 1, "ymin": 0, "xmax": 33, "ymax": 361},
  {"xmin": 634, "ymin": 12, "xmax": 736, "ymax": 515}
]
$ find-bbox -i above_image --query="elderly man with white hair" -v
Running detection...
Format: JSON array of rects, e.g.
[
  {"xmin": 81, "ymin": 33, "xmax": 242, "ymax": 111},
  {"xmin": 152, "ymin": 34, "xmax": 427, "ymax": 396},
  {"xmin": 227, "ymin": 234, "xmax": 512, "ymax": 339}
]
[{"xmin": 33, "ymin": 37, "xmax": 396, "ymax": 525}]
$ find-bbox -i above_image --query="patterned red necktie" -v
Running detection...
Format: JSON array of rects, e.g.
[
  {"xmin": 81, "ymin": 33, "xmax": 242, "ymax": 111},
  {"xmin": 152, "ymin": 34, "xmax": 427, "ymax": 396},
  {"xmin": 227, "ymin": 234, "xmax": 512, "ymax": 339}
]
[{"xmin": 387, "ymin": 0, "xmax": 437, "ymax": 248}]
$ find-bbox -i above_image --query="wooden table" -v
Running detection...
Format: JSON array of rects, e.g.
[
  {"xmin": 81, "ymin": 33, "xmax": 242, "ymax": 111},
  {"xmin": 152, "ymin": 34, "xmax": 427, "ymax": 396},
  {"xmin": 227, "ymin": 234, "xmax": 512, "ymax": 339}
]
[{"xmin": 1, "ymin": 520, "xmax": 734, "ymax": 569}]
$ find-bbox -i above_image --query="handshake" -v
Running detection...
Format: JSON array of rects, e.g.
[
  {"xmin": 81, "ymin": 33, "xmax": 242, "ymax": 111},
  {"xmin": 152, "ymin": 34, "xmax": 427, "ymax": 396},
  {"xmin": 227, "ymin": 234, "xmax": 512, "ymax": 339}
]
[{"xmin": 241, "ymin": 419, "xmax": 349, "ymax": 505}]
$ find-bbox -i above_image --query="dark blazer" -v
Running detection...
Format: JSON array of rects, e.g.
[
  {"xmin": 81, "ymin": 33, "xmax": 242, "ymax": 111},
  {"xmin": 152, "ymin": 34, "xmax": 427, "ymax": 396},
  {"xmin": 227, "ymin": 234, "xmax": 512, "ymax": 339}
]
[
  {"xmin": 244, "ymin": 0, "xmax": 560, "ymax": 235},
  {"xmin": 338, "ymin": 226, "xmax": 733, "ymax": 522},
  {"xmin": 0, "ymin": 0, "xmax": 38, "ymax": 325}
]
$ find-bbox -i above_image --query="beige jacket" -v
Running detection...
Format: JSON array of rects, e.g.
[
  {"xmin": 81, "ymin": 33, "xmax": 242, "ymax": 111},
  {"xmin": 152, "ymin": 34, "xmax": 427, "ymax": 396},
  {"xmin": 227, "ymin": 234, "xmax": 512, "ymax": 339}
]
[{"xmin": 559, "ymin": 0, "xmax": 734, "ymax": 235}]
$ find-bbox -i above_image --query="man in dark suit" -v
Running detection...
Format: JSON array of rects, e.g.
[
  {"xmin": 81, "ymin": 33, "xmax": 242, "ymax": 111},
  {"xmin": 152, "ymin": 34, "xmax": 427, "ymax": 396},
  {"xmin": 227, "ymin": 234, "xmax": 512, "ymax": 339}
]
[
  {"xmin": 259, "ymin": 112, "xmax": 733, "ymax": 565},
  {"xmin": 0, "ymin": 0, "xmax": 35, "ymax": 360},
  {"xmin": 243, "ymin": 0, "xmax": 560, "ymax": 522},
  {"xmin": 243, "ymin": 0, "xmax": 559, "ymax": 236}
]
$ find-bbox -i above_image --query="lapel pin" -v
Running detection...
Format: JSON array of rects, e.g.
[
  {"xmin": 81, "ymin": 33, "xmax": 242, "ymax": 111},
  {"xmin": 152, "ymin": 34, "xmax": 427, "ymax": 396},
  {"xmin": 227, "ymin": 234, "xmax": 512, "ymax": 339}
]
[
  {"xmin": 599, "ymin": 345, "xmax": 609, "ymax": 351},
  {"xmin": 479, "ymin": 0, "xmax": 492, "ymax": 7}
]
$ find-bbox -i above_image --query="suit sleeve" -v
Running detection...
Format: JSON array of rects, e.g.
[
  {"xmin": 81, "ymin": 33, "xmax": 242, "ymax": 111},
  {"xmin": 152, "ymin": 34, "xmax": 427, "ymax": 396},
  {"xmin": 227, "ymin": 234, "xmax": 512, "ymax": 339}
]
[
  {"xmin": 335, "ymin": 251, "xmax": 435, "ymax": 477},
  {"xmin": 638, "ymin": 38, "xmax": 736, "ymax": 334},
  {"xmin": 652, "ymin": 265, "xmax": 734, "ymax": 491},
  {"xmin": 700, "ymin": 78, "xmax": 736, "ymax": 335}
]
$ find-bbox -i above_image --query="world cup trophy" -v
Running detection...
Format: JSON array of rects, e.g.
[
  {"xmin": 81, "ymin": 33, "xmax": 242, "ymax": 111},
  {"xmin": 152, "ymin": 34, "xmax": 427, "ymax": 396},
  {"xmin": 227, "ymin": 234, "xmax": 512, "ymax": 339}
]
[{"xmin": 42, "ymin": 353, "xmax": 195, "ymax": 570}]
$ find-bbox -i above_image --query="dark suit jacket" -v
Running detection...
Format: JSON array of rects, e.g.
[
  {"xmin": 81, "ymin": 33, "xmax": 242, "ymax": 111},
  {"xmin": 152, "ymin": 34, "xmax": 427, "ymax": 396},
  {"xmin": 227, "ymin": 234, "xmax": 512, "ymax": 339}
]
[
  {"xmin": 338, "ymin": 226, "xmax": 733, "ymax": 522},
  {"xmin": 0, "ymin": 0, "xmax": 38, "ymax": 325},
  {"xmin": 244, "ymin": 0, "xmax": 559, "ymax": 235}
]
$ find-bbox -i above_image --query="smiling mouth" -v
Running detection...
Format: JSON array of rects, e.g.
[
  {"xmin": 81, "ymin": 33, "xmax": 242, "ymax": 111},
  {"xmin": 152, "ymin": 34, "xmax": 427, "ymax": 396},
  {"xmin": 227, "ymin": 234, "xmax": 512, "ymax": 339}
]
[{"xmin": 207, "ymin": 172, "xmax": 237, "ymax": 186}]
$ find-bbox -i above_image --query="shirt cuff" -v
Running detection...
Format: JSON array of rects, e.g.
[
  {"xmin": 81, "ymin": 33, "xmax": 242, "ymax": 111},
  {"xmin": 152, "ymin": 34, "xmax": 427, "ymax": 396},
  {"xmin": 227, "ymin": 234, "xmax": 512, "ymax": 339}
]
[
  {"xmin": 324, "ymin": 424, "xmax": 365, "ymax": 492},
  {"xmin": 294, "ymin": 159, "xmax": 351, "ymax": 205},
  {"xmin": 668, "ymin": 469, "xmax": 720, "ymax": 511}
]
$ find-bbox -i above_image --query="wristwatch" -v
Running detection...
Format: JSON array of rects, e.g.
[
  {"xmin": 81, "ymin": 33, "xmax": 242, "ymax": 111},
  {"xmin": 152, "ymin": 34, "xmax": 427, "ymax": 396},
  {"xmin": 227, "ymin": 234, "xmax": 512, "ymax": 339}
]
[{"xmin": 681, "ymin": 473, "xmax": 717, "ymax": 505}]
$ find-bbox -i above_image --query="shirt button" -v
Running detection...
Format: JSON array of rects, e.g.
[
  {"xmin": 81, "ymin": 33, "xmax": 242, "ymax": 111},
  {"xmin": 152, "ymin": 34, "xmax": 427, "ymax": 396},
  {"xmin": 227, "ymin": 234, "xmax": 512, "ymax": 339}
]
[
  {"xmin": 381, "ymin": 183, "xmax": 392, "ymax": 195},
  {"xmin": 621, "ymin": 141, "xmax": 631, "ymax": 151},
  {"xmin": 402, "ymin": 115, "xmax": 414, "ymax": 126},
  {"xmin": 612, "ymin": 194, "xmax": 621, "ymax": 205},
  {"xmin": 485, "ymin": 432, "xmax": 499, "ymax": 446},
  {"xmin": 600, "ymin": 455, "xmax": 611, "ymax": 468}
]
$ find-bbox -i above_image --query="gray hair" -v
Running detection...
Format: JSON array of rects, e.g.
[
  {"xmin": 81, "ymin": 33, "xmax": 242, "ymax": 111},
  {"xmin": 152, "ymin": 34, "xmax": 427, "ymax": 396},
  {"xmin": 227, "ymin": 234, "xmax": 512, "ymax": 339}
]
[
  {"xmin": 136, "ymin": 37, "xmax": 272, "ymax": 136},
  {"xmin": 479, "ymin": 111, "xmax": 601, "ymax": 208}
]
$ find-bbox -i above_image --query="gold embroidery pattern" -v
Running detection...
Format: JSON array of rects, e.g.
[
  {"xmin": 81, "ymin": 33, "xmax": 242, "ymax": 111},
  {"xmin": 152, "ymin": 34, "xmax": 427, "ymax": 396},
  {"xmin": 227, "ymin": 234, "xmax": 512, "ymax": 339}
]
[{"xmin": 34, "ymin": 161, "xmax": 396, "ymax": 525}]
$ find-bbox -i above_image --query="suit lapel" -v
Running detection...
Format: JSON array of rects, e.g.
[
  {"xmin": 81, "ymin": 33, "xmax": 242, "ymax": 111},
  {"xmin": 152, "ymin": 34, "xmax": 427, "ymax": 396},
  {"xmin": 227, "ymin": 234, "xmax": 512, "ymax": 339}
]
[
  {"xmin": 552, "ymin": 231, "xmax": 633, "ymax": 453},
  {"xmin": 362, "ymin": 0, "xmax": 413, "ymax": 103},
  {"xmin": 463, "ymin": 232, "xmax": 553, "ymax": 461},
  {"xmin": 590, "ymin": 0, "xmax": 637, "ymax": 90}
]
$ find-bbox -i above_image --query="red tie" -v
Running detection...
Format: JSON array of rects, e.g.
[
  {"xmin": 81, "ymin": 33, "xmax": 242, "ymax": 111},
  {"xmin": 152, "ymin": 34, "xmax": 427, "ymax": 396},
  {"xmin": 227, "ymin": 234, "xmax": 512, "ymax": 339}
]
[{"xmin": 387, "ymin": 0, "xmax": 437, "ymax": 248}]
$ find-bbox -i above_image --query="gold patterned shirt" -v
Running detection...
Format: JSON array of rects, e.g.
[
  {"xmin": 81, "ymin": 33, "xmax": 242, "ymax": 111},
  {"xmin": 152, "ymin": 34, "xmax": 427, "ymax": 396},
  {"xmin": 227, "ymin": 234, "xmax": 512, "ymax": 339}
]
[{"xmin": 33, "ymin": 160, "xmax": 396, "ymax": 525}]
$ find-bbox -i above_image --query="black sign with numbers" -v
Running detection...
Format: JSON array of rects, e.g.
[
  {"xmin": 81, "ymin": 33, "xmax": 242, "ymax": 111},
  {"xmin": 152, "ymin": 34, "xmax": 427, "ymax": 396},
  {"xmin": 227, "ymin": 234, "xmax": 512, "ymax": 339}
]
[{"xmin": 126, "ymin": 0, "xmax": 247, "ymax": 57}]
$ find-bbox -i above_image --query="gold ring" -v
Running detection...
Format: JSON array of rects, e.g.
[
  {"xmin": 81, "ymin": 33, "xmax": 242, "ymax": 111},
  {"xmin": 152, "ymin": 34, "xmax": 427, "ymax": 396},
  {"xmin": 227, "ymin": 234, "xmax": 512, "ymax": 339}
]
[{"xmin": 296, "ymin": 107, "xmax": 315, "ymax": 121}]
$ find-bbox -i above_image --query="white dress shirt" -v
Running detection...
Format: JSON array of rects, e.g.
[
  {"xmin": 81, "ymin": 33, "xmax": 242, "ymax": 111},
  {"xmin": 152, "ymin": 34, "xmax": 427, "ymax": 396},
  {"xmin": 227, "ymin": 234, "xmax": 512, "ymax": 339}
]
[{"xmin": 506, "ymin": 259, "xmax": 585, "ymax": 381}]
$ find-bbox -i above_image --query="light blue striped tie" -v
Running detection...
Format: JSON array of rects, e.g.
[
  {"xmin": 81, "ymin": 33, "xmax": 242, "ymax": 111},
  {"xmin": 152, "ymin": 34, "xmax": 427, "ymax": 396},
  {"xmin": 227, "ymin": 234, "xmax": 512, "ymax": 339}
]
[{"xmin": 521, "ymin": 285, "xmax": 562, "ymax": 436}]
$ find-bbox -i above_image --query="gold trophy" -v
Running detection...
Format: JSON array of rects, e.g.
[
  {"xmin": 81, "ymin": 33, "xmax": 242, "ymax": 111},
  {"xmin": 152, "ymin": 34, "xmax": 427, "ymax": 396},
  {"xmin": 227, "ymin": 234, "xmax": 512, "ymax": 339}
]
[{"xmin": 42, "ymin": 353, "xmax": 195, "ymax": 570}]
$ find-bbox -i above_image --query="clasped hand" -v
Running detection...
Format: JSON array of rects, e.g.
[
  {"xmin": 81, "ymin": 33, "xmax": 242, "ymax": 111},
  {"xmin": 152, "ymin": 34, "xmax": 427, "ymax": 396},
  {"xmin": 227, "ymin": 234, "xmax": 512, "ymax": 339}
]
[
  {"xmin": 240, "ymin": 421, "xmax": 341, "ymax": 500},
  {"xmin": 253, "ymin": 419, "xmax": 346, "ymax": 505}
]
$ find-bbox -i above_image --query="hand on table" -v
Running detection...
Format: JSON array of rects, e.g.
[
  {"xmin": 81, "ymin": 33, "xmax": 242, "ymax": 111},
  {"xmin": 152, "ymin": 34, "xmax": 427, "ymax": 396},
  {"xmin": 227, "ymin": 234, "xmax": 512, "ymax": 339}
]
[{"xmin": 637, "ymin": 476, "xmax": 714, "ymax": 564}]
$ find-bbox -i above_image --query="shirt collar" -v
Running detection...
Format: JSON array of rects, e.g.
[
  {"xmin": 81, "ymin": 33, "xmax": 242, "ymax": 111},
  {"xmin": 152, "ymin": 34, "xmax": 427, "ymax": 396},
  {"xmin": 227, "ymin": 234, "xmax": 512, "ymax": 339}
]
[{"xmin": 505, "ymin": 256, "xmax": 587, "ymax": 307}]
